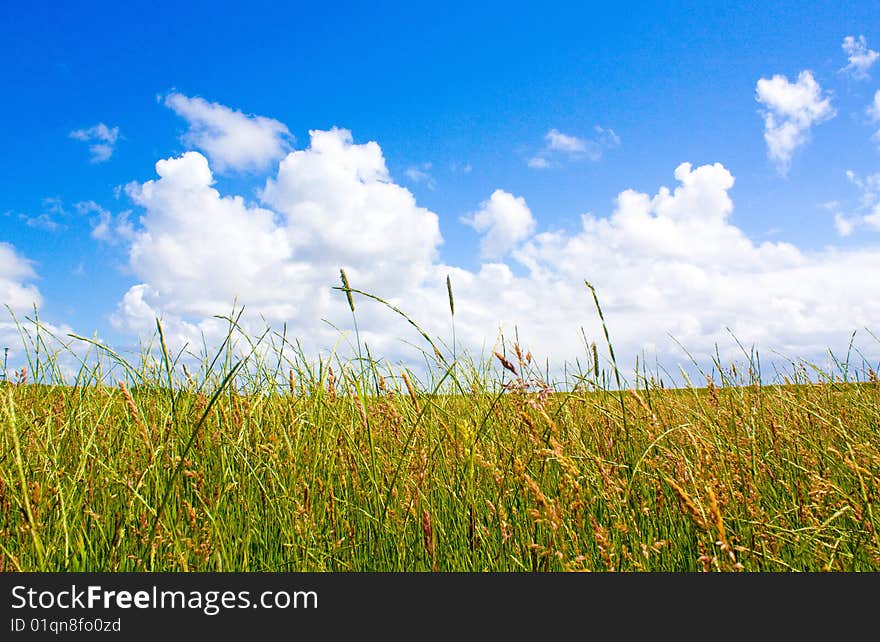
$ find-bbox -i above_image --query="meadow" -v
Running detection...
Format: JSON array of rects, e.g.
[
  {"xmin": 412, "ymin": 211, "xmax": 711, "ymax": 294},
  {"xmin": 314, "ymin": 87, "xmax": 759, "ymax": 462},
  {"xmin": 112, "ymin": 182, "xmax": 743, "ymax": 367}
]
[{"xmin": 1, "ymin": 281, "xmax": 878, "ymax": 572}]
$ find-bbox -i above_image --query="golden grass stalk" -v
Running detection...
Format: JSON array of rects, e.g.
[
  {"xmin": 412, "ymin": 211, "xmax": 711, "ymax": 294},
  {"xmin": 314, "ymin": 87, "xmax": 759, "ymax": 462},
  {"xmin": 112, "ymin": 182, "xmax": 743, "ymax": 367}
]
[
  {"xmin": 665, "ymin": 477, "xmax": 708, "ymax": 531},
  {"xmin": 493, "ymin": 350, "xmax": 518, "ymax": 377},
  {"xmin": 706, "ymin": 485, "xmax": 741, "ymax": 569},
  {"xmin": 589, "ymin": 515, "xmax": 614, "ymax": 571},
  {"xmin": 119, "ymin": 381, "xmax": 153, "ymax": 456},
  {"xmin": 402, "ymin": 372, "xmax": 419, "ymax": 412}
]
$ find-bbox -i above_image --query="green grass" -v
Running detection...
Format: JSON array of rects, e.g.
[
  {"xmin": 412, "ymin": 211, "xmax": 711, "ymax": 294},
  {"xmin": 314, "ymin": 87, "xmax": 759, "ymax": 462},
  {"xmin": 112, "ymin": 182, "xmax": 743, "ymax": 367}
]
[{"xmin": 0, "ymin": 291, "xmax": 878, "ymax": 572}]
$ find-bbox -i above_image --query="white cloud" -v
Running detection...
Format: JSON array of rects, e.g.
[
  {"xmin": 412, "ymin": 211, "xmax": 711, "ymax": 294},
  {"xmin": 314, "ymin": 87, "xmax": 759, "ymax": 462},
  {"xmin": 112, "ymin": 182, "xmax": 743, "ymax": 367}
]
[
  {"xmin": 529, "ymin": 126, "xmax": 620, "ymax": 168},
  {"xmin": 77, "ymin": 201, "xmax": 134, "ymax": 244},
  {"xmin": 868, "ymin": 90, "xmax": 880, "ymax": 146},
  {"xmin": 842, "ymin": 171, "xmax": 880, "ymax": 232},
  {"xmin": 834, "ymin": 213, "xmax": 855, "ymax": 237},
  {"xmin": 0, "ymin": 243, "xmax": 41, "ymax": 314},
  {"xmin": 527, "ymin": 156, "xmax": 551, "ymax": 169},
  {"xmin": 841, "ymin": 35, "xmax": 879, "ymax": 80},
  {"xmin": 821, "ymin": 170, "xmax": 880, "ymax": 237},
  {"xmin": 114, "ymin": 129, "xmax": 442, "ymax": 354},
  {"xmin": 469, "ymin": 162, "xmax": 878, "ymax": 364},
  {"xmin": 69, "ymin": 123, "xmax": 120, "ymax": 163},
  {"xmin": 164, "ymin": 93, "xmax": 291, "ymax": 173},
  {"xmin": 21, "ymin": 214, "xmax": 60, "ymax": 231},
  {"xmin": 17, "ymin": 198, "xmax": 65, "ymax": 231},
  {"xmin": 122, "ymin": 151, "xmax": 296, "ymax": 319},
  {"xmin": 260, "ymin": 128, "xmax": 441, "ymax": 291},
  {"xmin": 426, "ymin": 162, "xmax": 879, "ymax": 369},
  {"xmin": 10, "ymin": 198, "xmax": 67, "ymax": 232},
  {"xmin": 110, "ymin": 123, "xmax": 880, "ymax": 374},
  {"xmin": 462, "ymin": 189, "xmax": 536, "ymax": 259},
  {"xmin": 546, "ymin": 129, "xmax": 586, "ymax": 153},
  {"xmin": 869, "ymin": 90, "xmax": 880, "ymax": 121},
  {"xmin": 0, "ymin": 243, "xmax": 44, "ymax": 361},
  {"xmin": 405, "ymin": 163, "xmax": 436, "ymax": 189},
  {"xmin": 0, "ymin": 246, "xmax": 81, "ymax": 378},
  {"xmin": 755, "ymin": 71, "xmax": 835, "ymax": 174},
  {"xmin": 594, "ymin": 125, "xmax": 621, "ymax": 148}
]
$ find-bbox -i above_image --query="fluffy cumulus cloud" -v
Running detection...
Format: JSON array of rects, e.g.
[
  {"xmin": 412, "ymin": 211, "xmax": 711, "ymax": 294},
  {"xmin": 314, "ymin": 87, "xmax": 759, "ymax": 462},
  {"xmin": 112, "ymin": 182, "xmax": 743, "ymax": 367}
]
[
  {"xmin": 841, "ymin": 35, "xmax": 879, "ymax": 80},
  {"xmin": 755, "ymin": 71, "xmax": 835, "ymax": 174},
  {"xmin": 260, "ymin": 128, "xmax": 441, "ymax": 292},
  {"xmin": 69, "ymin": 123, "xmax": 120, "ymax": 163},
  {"xmin": 108, "ymin": 118, "xmax": 880, "ymax": 373},
  {"xmin": 122, "ymin": 151, "xmax": 297, "ymax": 323},
  {"xmin": 529, "ymin": 126, "xmax": 620, "ymax": 168},
  {"xmin": 113, "ymin": 128, "xmax": 442, "ymax": 354},
  {"xmin": 461, "ymin": 189, "xmax": 536, "ymax": 259},
  {"xmin": 164, "ymin": 93, "xmax": 291, "ymax": 173}
]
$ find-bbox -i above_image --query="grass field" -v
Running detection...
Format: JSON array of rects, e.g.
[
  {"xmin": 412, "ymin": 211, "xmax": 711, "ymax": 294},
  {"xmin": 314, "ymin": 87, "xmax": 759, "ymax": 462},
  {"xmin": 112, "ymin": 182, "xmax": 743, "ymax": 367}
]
[{"xmin": 1, "ymin": 285, "xmax": 878, "ymax": 572}]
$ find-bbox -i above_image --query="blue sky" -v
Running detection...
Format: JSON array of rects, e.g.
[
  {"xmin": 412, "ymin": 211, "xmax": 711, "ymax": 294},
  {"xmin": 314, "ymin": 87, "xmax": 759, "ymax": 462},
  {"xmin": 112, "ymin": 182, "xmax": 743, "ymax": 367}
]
[{"xmin": 2, "ymin": 1, "xmax": 880, "ymax": 372}]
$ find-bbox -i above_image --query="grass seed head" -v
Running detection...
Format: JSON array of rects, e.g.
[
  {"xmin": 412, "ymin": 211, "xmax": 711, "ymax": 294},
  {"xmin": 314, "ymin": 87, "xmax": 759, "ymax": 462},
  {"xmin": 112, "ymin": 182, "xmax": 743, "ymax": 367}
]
[
  {"xmin": 665, "ymin": 477, "xmax": 708, "ymax": 531},
  {"xmin": 339, "ymin": 268, "xmax": 355, "ymax": 313},
  {"xmin": 493, "ymin": 350, "xmax": 518, "ymax": 377},
  {"xmin": 591, "ymin": 343, "xmax": 599, "ymax": 381},
  {"xmin": 446, "ymin": 274, "xmax": 455, "ymax": 317},
  {"xmin": 402, "ymin": 372, "xmax": 419, "ymax": 411}
]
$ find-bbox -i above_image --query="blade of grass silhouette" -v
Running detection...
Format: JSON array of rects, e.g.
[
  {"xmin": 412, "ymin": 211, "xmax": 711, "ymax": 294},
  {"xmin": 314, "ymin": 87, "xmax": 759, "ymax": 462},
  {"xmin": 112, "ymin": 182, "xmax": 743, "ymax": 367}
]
[
  {"xmin": 842, "ymin": 330, "xmax": 858, "ymax": 383},
  {"xmin": 155, "ymin": 319, "xmax": 177, "ymax": 424},
  {"xmin": 6, "ymin": 305, "xmax": 35, "ymax": 381},
  {"xmin": 447, "ymin": 274, "xmax": 457, "ymax": 367},
  {"xmin": 584, "ymin": 280, "xmax": 628, "ymax": 442},
  {"xmin": 21, "ymin": 315, "xmax": 77, "ymax": 384},
  {"xmin": 31, "ymin": 305, "xmax": 41, "ymax": 383},
  {"xmin": 340, "ymin": 269, "xmax": 367, "ymax": 382},
  {"xmin": 67, "ymin": 333, "xmax": 144, "ymax": 385},
  {"xmin": 269, "ymin": 322, "xmax": 289, "ymax": 387},
  {"xmin": 213, "ymin": 312, "xmax": 272, "ymax": 393},
  {"xmin": 724, "ymin": 327, "xmax": 762, "ymax": 386},
  {"xmin": 141, "ymin": 359, "xmax": 242, "ymax": 566},
  {"xmin": 333, "ymin": 286, "xmax": 447, "ymax": 365},
  {"xmin": 197, "ymin": 307, "xmax": 246, "ymax": 394}
]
